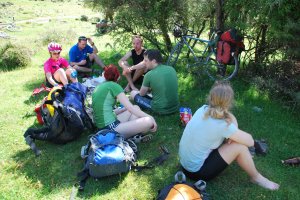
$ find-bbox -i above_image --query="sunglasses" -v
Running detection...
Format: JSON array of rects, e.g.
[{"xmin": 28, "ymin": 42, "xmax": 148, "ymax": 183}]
[
  {"xmin": 52, "ymin": 52, "xmax": 61, "ymax": 55},
  {"xmin": 78, "ymin": 36, "xmax": 87, "ymax": 41}
]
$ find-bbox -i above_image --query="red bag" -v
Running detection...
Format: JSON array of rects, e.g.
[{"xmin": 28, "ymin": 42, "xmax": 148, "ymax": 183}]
[
  {"xmin": 220, "ymin": 29, "xmax": 245, "ymax": 54},
  {"xmin": 217, "ymin": 41, "xmax": 231, "ymax": 64}
]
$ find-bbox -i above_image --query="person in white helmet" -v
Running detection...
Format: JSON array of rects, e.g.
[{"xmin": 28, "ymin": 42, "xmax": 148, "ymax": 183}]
[{"xmin": 44, "ymin": 42, "xmax": 77, "ymax": 87}]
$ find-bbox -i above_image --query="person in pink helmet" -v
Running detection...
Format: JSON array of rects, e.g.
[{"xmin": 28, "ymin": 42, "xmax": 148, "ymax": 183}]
[{"xmin": 44, "ymin": 42, "xmax": 78, "ymax": 87}]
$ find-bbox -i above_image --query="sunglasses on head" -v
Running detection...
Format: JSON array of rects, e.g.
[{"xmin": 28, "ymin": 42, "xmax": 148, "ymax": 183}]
[{"xmin": 78, "ymin": 36, "xmax": 87, "ymax": 41}]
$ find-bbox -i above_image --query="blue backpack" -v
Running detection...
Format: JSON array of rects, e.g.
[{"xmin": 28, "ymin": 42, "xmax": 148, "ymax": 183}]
[
  {"xmin": 24, "ymin": 82, "xmax": 95, "ymax": 147},
  {"xmin": 78, "ymin": 129, "xmax": 137, "ymax": 190}
]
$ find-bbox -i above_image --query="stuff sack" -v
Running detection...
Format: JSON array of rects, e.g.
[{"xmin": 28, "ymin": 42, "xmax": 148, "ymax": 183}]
[
  {"xmin": 157, "ymin": 171, "xmax": 208, "ymax": 200},
  {"xmin": 78, "ymin": 129, "xmax": 136, "ymax": 190},
  {"xmin": 217, "ymin": 41, "xmax": 231, "ymax": 64}
]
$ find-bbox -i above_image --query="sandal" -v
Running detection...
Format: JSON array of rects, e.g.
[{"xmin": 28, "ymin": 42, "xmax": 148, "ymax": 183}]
[{"xmin": 128, "ymin": 134, "xmax": 153, "ymax": 143}]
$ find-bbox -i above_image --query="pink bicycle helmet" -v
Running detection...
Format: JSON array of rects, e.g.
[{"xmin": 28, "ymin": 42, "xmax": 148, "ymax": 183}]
[{"xmin": 48, "ymin": 42, "xmax": 62, "ymax": 52}]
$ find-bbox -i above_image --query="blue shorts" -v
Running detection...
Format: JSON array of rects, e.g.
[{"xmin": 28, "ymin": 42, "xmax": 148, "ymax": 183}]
[
  {"xmin": 100, "ymin": 120, "xmax": 121, "ymax": 131},
  {"xmin": 134, "ymin": 94, "xmax": 152, "ymax": 110}
]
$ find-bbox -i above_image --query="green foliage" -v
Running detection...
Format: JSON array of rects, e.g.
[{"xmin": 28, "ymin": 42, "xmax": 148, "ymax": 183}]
[
  {"xmin": 85, "ymin": 0, "xmax": 187, "ymax": 54},
  {"xmin": 80, "ymin": 15, "xmax": 89, "ymax": 21},
  {"xmin": 0, "ymin": 42, "xmax": 31, "ymax": 71}
]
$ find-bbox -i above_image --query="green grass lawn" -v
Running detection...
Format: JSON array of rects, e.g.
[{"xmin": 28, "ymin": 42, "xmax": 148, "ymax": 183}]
[{"xmin": 0, "ymin": 1, "xmax": 300, "ymax": 199}]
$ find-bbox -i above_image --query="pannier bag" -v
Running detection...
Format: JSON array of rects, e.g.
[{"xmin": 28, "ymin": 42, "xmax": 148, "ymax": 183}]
[
  {"xmin": 78, "ymin": 129, "xmax": 136, "ymax": 190},
  {"xmin": 24, "ymin": 83, "xmax": 95, "ymax": 155},
  {"xmin": 220, "ymin": 28, "xmax": 245, "ymax": 52},
  {"xmin": 216, "ymin": 41, "xmax": 231, "ymax": 64},
  {"xmin": 157, "ymin": 171, "xmax": 209, "ymax": 200}
]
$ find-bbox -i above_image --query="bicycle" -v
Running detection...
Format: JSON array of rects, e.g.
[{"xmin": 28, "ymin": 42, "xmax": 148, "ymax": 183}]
[
  {"xmin": 167, "ymin": 23, "xmax": 239, "ymax": 81},
  {"xmin": 0, "ymin": 22, "xmax": 21, "ymax": 32}
]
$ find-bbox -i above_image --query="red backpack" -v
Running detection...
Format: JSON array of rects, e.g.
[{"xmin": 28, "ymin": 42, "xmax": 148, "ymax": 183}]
[{"xmin": 217, "ymin": 28, "xmax": 245, "ymax": 64}]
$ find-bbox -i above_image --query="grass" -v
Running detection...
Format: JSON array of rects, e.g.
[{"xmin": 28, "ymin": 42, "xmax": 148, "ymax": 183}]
[{"xmin": 0, "ymin": 0, "xmax": 300, "ymax": 199}]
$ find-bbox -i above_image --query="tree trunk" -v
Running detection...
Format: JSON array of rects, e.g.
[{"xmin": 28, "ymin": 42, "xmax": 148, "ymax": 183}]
[{"xmin": 216, "ymin": 0, "xmax": 224, "ymax": 31}]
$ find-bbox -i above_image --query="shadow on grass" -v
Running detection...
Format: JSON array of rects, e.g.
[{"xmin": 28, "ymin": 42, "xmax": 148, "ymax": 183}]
[{"xmin": 11, "ymin": 131, "xmax": 128, "ymax": 198}]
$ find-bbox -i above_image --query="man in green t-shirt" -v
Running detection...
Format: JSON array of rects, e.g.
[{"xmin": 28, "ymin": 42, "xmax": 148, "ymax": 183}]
[{"xmin": 130, "ymin": 49, "xmax": 179, "ymax": 115}]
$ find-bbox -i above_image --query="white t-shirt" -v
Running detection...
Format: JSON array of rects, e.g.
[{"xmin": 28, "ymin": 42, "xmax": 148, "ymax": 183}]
[{"xmin": 179, "ymin": 105, "xmax": 238, "ymax": 172}]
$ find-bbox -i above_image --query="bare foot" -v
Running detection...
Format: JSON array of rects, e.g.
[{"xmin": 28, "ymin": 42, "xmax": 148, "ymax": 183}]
[{"xmin": 251, "ymin": 174, "xmax": 280, "ymax": 190}]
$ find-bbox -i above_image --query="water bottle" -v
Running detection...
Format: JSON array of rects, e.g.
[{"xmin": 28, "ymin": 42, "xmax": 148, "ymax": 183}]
[{"xmin": 71, "ymin": 70, "xmax": 77, "ymax": 78}]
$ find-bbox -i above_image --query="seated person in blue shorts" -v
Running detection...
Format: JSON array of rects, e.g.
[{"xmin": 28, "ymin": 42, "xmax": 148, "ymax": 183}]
[
  {"xmin": 179, "ymin": 82, "xmax": 279, "ymax": 190},
  {"xmin": 130, "ymin": 49, "xmax": 179, "ymax": 115},
  {"xmin": 69, "ymin": 36, "xmax": 106, "ymax": 73}
]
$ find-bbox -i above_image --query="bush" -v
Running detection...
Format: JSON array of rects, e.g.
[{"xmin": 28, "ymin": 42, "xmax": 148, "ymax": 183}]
[
  {"xmin": 0, "ymin": 43, "xmax": 31, "ymax": 71},
  {"xmin": 80, "ymin": 15, "xmax": 88, "ymax": 21}
]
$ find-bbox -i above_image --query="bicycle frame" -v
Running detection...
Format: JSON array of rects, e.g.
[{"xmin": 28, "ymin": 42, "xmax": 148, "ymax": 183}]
[{"xmin": 168, "ymin": 24, "xmax": 239, "ymax": 81}]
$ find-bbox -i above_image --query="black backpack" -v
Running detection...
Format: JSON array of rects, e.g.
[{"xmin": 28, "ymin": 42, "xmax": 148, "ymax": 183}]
[{"xmin": 24, "ymin": 83, "xmax": 95, "ymax": 155}]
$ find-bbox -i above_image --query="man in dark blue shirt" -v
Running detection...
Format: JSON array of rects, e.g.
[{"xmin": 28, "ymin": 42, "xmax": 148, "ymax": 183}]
[{"xmin": 69, "ymin": 36, "xmax": 106, "ymax": 73}]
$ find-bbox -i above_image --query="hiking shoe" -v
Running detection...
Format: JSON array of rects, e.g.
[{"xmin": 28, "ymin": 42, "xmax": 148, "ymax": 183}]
[
  {"xmin": 254, "ymin": 139, "xmax": 268, "ymax": 156},
  {"xmin": 282, "ymin": 157, "xmax": 300, "ymax": 166}
]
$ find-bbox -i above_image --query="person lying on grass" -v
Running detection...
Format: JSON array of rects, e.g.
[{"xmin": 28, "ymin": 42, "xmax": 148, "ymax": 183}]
[
  {"xmin": 179, "ymin": 81, "xmax": 279, "ymax": 190},
  {"xmin": 44, "ymin": 42, "xmax": 78, "ymax": 87},
  {"xmin": 92, "ymin": 64, "xmax": 157, "ymax": 140}
]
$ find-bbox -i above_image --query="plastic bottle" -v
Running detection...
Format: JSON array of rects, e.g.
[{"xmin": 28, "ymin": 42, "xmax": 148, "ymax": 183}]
[{"xmin": 71, "ymin": 70, "xmax": 77, "ymax": 78}]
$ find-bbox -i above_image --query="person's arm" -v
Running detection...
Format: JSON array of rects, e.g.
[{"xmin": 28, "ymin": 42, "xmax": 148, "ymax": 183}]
[
  {"xmin": 87, "ymin": 38, "xmax": 98, "ymax": 54},
  {"xmin": 70, "ymin": 60, "xmax": 86, "ymax": 66},
  {"xmin": 118, "ymin": 51, "xmax": 132, "ymax": 69},
  {"xmin": 139, "ymin": 86, "xmax": 149, "ymax": 96},
  {"xmin": 128, "ymin": 60, "xmax": 146, "ymax": 72},
  {"xmin": 45, "ymin": 72, "xmax": 58, "ymax": 86},
  {"xmin": 117, "ymin": 92, "xmax": 157, "ymax": 132},
  {"xmin": 229, "ymin": 129, "xmax": 254, "ymax": 147}
]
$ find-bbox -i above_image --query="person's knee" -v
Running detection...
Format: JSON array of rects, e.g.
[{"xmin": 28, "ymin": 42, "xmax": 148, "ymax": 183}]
[
  {"xmin": 133, "ymin": 105, "xmax": 141, "ymax": 110},
  {"xmin": 56, "ymin": 68, "xmax": 65, "ymax": 74},
  {"xmin": 143, "ymin": 116, "xmax": 154, "ymax": 129},
  {"xmin": 130, "ymin": 91, "xmax": 138, "ymax": 100},
  {"xmin": 230, "ymin": 142, "xmax": 248, "ymax": 152}
]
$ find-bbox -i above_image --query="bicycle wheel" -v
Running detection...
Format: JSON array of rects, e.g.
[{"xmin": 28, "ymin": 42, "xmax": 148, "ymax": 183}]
[
  {"xmin": 167, "ymin": 42, "xmax": 183, "ymax": 67},
  {"xmin": 205, "ymin": 53, "xmax": 239, "ymax": 81},
  {"xmin": 6, "ymin": 24, "xmax": 21, "ymax": 32}
]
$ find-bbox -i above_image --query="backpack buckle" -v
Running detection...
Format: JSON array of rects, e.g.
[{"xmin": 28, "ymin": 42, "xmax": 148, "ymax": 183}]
[
  {"xmin": 174, "ymin": 171, "xmax": 186, "ymax": 183},
  {"xmin": 81, "ymin": 145, "xmax": 88, "ymax": 159},
  {"xmin": 194, "ymin": 179, "xmax": 206, "ymax": 191}
]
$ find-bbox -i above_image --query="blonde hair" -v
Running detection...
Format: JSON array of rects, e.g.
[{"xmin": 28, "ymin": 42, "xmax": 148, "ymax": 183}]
[
  {"xmin": 204, "ymin": 81, "xmax": 234, "ymax": 123},
  {"xmin": 132, "ymin": 35, "xmax": 143, "ymax": 43}
]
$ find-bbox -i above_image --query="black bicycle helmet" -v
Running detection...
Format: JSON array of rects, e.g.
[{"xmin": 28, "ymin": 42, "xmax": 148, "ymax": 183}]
[{"xmin": 173, "ymin": 26, "xmax": 182, "ymax": 38}]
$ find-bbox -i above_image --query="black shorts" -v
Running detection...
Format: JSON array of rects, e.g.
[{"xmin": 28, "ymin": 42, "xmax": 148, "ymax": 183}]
[
  {"xmin": 45, "ymin": 76, "xmax": 62, "ymax": 88},
  {"xmin": 182, "ymin": 149, "xmax": 228, "ymax": 181}
]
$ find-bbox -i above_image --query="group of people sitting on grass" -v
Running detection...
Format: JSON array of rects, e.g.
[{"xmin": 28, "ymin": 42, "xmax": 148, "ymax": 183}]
[{"xmin": 42, "ymin": 35, "xmax": 279, "ymax": 190}]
